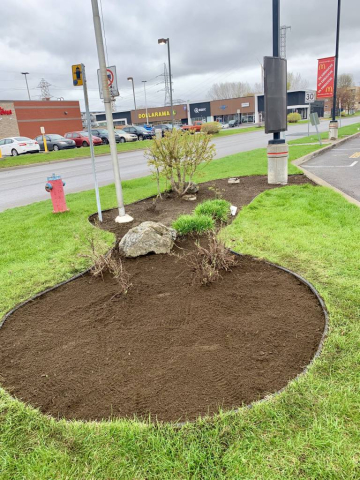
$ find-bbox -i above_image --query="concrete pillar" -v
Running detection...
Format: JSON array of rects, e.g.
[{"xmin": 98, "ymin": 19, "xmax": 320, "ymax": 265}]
[
  {"xmin": 329, "ymin": 120, "xmax": 338, "ymax": 140},
  {"xmin": 267, "ymin": 143, "xmax": 289, "ymax": 184}
]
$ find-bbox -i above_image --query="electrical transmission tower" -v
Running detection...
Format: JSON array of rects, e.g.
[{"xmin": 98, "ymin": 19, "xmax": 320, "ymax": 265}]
[
  {"xmin": 37, "ymin": 78, "xmax": 52, "ymax": 100},
  {"xmin": 159, "ymin": 63, "xmax": 172, "ymax": 106},
  {"xmin": 280, "ymin": 25, "xmax": 291, "ymax": 59}
]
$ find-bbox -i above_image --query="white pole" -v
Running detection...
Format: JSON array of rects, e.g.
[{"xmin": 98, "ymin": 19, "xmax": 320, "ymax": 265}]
[
  {"xmin": 82, "ymin": 64, "xmax": 102, "ymax": 222},
  {"xmin": 142, "ymin": 81, "xmax": 149, "ymax": 125},
  {"xmin": 90, "ymin": 0, "xmax": 132, "ymax": 223},
  {"xmin": 308, "ymin": 102, "xmax": 310, "ymax": 137}
]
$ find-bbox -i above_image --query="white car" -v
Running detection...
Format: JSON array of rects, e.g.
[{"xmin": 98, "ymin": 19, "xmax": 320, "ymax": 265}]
[
  {"xmin": 0, "ymin": 136, "xmax": 40, "ymax": 157},
  {"xmin": 115, "ymin": 130, "xmax": 138, "ymax": 143}
]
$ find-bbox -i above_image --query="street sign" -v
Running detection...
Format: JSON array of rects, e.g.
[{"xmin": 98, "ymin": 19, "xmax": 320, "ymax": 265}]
[
  {"xmin": 310, "ymin": 112, "xmax": 320, "ymax": 126},
  {"xmin": 40, "ymin": 126, "xmax": 45, "ymax": 134},
  {"xmin": 97, "ymin": 65, "xmax": 119, "ymax": 98},
  {"xmin": 305, "ymin": 91, "xmax": 316, "ymax": 103},
  {"xmin": 72, "ymin": 64, "xmax": 83, "ymax": 86}
]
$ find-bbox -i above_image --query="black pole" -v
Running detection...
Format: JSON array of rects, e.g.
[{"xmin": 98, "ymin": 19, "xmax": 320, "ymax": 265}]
[
  {"xmin": 272, "ymin": 0, "xmax": 281, "ymax": 142},
  {"xmin": 332, "ymin": 0, "xmax": 341, "ymax": 121}
]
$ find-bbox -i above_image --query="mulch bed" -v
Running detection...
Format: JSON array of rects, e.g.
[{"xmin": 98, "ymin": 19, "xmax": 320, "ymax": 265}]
[{"xmin": 0, "ymin": 175, "xmax": 325, "ymax": 423}]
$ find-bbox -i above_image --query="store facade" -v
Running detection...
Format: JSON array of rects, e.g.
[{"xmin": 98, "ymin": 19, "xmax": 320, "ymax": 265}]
[
  {"xmin": 210, "ymin": 96, "xmax": 255, "ymax": 124},
  {"xmin": 0, "ymin": 100, "xmax": 82, "ymax": 139},
  {"xmin": 189, "ymin": 102, "xmax": 212, "ymax": 122}
]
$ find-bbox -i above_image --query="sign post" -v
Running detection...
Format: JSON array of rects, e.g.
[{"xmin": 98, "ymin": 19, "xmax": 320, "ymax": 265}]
[
  {"xmin": 72, "ymin": 63, "xmax": 102, "ymax": 222},
  {"xmin": 310, "ymin": 112, "xmax": 322, "ymax": 145},
  {"xmin": 40, "ymin": 126, "xmax": 48, "ymax": 153},
  {"xmin": 305, "ymin": 91, "xmax": 315, "ymax": 137}
]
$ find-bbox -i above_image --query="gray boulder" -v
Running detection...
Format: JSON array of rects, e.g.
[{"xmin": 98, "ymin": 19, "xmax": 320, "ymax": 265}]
[{"xmin": 119, "ymin": 221, "xmax": 177, "ymax": 258}]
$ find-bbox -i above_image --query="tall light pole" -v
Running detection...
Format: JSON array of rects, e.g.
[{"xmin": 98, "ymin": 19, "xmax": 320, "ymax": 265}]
[
  {"xmin": 127, "ymin": 77, "xmax": 137, "ymax": 111},
  {"xmin": 142, "ymin": 80, "xmax": 149, "ymax": 125},
  {"xmin": 21, "ymin": 72, "xmax": 31, "ymax": 100},
  {"xmin": 332, "ymin": 0, "xmax": 341, "ymax": 123},
  {"xmin": 90, "ymin": 0, "xmax": 132, "ymax": 223},
  {"xmin": 158, "ymin": 38, "xmax": 174, "ymax": 128}
]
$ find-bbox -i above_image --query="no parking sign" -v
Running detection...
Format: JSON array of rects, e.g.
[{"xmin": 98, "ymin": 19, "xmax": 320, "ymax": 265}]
[{"xmin": 97, "ymin": 65, "xmax": 119, "ymax": 98}]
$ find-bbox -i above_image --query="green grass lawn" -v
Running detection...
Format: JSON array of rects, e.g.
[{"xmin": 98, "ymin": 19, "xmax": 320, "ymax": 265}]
[
  {"xmin": 1, "ymin": 138, "xmax": 359, "ymax": 479},
  {"xmin": 288, "ymin": 121, "xmax": 360, "ymax": 145},
  {"xmin": 0, "ymin": 140, "xmax": 152, "ymax": 169},
  {"xmin": 215, "ymin": 126, "xmax": 262, "ymax": 137}
]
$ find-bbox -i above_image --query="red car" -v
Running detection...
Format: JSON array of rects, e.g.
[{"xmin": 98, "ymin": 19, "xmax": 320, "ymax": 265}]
[{"xmin": 64, "ymin": 131, "xmax": 102, "ymax": 148}]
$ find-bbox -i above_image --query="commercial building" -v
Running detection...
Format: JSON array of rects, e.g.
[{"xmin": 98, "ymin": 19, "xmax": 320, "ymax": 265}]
[{"xmin": 0, "ymin": 100, "xmax": 82, "ymax": 139}]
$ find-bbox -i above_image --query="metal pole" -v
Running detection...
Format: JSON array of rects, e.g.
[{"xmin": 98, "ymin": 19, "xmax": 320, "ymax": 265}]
[
  {"xmin": 142, "ymin": 81, "xmax": 149, "ymax": 125},
  {"xmin": 308, "ymin": 102, "xmax": 310, "ymax": 137},
  {"xmin": 131, "ymin": 79, "xmax": 137, "ymax": 110},
  {"xmin": 332, "ymin": 0, "xmax": 341, "ymax": 121},
  {"xmin": 90, "ymin": 0, "xmax": 131, "ymax": 222},
  {"xmin": 167, "ymin": 38, "xmax": 174, "ymax": 128},
  {"xmin": 272, "ymin": 0, "xmax": 281, "ymax": 143},
  {"xmin": 22, "ymin": 72, "xmax": 31, "ymax": 100},
  {"xmin": 82, "ymin": 63, "xmax": 102, "ymax": 222}
]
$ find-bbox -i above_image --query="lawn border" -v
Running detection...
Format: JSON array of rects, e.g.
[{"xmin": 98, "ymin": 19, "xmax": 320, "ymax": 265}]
[
  {"xmin": 291, "ymin": 131, "xmax": 360, "ymax": 208},
  {"xmin": 0, "ymin": 182, "xmax": 329, "ymax": 427}
]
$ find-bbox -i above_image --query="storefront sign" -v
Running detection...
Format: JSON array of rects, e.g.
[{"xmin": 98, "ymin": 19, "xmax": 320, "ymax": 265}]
[
  {"xmin": 0, "ymin": 107, "xmax": 12, "ymax": 115},
  {"xmin": 220, "ymin": 105, "xmax": 228, "ymax": 110},
  {"xmin": 138, "ymin": 110, "xmax": 176, "ymax": 119},
  {"xmin": 241, "ymin": 102, "xmax": 250, "ymax": 107},
  {"xmin": 190, "ymin": 102, "xmax": 211, "ymax": 118},
  {"xmin": 317, "ymin": 57, "xmax": 335, "ymax": 98}
]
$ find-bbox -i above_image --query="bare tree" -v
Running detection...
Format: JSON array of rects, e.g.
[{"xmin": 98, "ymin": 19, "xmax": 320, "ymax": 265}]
[
  {"xmin": 287, "ymin": 72, "xmax": 309, "ymax": 91},
  {"xmin": 337, "ymin": 74, "xmax": 356, "ymax": 113},
  {"xmin": 207, "ymin": 82, "xmax": 253, "ymax": 100}
]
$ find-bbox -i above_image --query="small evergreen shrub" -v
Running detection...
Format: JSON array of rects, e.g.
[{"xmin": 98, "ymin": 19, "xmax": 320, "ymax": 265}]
[
  {"xmin": 287, "ymin": 112, "xmax": 301, "ymax": 123},
  {"xmin": 194, "ymin": 199, "xmax": 231, "ymax": 222},
  {"xmin": 172, "ymin": 214, "xmax": 215, "ymax": 236}
]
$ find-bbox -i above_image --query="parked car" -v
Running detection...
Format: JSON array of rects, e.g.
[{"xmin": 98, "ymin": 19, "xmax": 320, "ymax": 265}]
[
  {"xmin": 228, "ymin": 119, "xmax": 240, "ymax": 128},
  {"xmin": 142, "ymin": 124, "xmax": 155, "ymax": 134},
  {"xmin": 0, "ymin": 136, "xmax": 40, "ymax": 157},
  {"xmin": 221, "ymin": 123, "xmax": 230, "ymax": 129},
  {"xmin": 90, "ymin": 128, "xmax": 121, "ymax": 144},
  {"xmin": 181, "ymin": 121, "xmax": 203, "ymax": 133},
  {"xmin": 153, "ymin": 124, "xmax": 172, "ymax": 136},
  {"xmin": 34, "ymin": 134, "xmax": 76, "ymax": 151},
  {"xmin": 114, "ymin": 130, "xmax": 138, "ymax": 143},
  {"xmin": 122, "ymin": 126, "xmax": 154, "ymax": 140},
  {"xmin": 64, "ymin": 131, "xmax": 102, "ymax": 147}
]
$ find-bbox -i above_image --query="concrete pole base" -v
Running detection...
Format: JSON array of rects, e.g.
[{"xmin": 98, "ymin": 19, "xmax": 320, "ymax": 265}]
[
  {"xmin": 267, "ymin": 143, "xmax": 289, "ymax": 185},
  {"xmin": 329, "ymin": 120, "xmax": 338, "ymax": 140},
  {"xmin": 115, "ymin": 214, "xmax": 134, "ymax": 224}
]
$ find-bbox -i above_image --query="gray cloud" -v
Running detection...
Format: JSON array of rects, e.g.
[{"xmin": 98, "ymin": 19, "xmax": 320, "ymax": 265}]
[{"xmin": 0, "ymin": 0, "xmax": 359, "ymax": 111}]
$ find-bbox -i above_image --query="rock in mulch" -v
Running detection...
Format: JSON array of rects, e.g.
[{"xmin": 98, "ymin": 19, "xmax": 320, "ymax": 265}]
[{"xmin": 119, "ymin": 221, "xmax": 177, "ymax": 258}]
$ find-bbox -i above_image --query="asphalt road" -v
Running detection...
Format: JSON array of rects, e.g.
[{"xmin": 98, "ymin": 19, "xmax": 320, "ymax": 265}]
[
  {"xmin": 0, "ymin": 117, "xmax": 359, "ymax": 212},
  {"xmin": 302, "ymin": 135, "xmax": 360, "ymax": 201}
]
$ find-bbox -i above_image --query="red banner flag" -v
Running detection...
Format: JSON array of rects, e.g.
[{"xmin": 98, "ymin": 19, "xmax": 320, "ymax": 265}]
[{"xmin": 316, "ymin": 57, "xmax": 335, "ymax": 98}]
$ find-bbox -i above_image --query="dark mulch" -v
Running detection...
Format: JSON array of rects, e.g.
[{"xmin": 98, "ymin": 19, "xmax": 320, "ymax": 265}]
[{"xmin": 0, "ymin": 175, "xmax": 325, "ymax": 423}]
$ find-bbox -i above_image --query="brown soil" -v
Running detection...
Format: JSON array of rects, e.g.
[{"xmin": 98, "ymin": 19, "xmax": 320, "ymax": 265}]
[{"xmin": 0, "ymin": 176, "xmax": 325, "ymax": 423}]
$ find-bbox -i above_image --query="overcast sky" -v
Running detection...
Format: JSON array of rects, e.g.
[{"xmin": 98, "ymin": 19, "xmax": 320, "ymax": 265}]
[{"xmin": 1, "ymin": 0, "xmax": 359, "ymax": 112}]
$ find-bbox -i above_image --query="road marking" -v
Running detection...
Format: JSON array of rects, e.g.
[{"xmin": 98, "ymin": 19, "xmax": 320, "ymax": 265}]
[
  {"xmin": 306, "ymin": 161, "xmax": 358, "ymax": 168},
  {"xmin": 349, "ymin": 152, "xmax": 360, "ymax": 158}
]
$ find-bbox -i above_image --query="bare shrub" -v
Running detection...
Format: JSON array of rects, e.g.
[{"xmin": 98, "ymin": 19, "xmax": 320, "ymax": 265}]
[
  {"xmin": 184, "ymin": 231, "xmax": 238, "ymax": 286},
  {"xmin": 80, "ymin": 236, "xmax": 132, "ymax": 295},
  {"xmin": 145, "ymin": 129, "xmax": 215, "ymax": 197}
]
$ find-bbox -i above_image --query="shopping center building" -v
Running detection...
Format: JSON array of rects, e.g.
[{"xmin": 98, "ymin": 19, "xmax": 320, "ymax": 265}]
[{"xmin": 0, "ymin": 100, "xmax": 82, "ymax": 139}]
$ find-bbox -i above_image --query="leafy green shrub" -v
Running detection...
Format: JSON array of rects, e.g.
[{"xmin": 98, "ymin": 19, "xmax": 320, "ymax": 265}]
[
  {"xmin": 200, "ymin": 122, "xmax": 222, "ymax": 134},
  {"xmin": 172, "ymin": 214, "xmax": 215, "ymax": 236},
  {"xmin": 287, "ymin": 112, "xmax": 301, "ymax": 123},
  {"xmin": 194, "ymin": 199, "xmax": 231, "ymax": 222}
]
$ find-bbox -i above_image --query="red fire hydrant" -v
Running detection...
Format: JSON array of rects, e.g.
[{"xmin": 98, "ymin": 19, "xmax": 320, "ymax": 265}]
[{"xmin": 45, "ymin": 173, "xmax": 69, "ymax": 213}]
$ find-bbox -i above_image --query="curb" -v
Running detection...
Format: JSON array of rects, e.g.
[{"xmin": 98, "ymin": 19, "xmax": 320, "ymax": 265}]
[{"xmin": 291, "ymin": 130, "xmax": 360, "ymax": 208}]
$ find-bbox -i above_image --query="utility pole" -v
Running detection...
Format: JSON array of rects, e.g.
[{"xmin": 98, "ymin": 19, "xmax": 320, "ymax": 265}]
[
  {"xmin": 21, "ymin": 72, "xmax": 31, "ymax": 100},
  {"xmin": 127, "ymin": 77, "xmax": 137, "ymax": 110},
  {"xmin": 265, "ymin": 0, "xmax": 288, "ymax": 185},
  {"xmin": 142, "ymin": 80, "xmax": 149, "ymax": 125},
  {"xmin": 90, "ymin": 0, "xmax": 132, "ymax": 223},
  {"xmin": 330, "ymin": 0, "xmax": 341, "ymax": 139}
]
